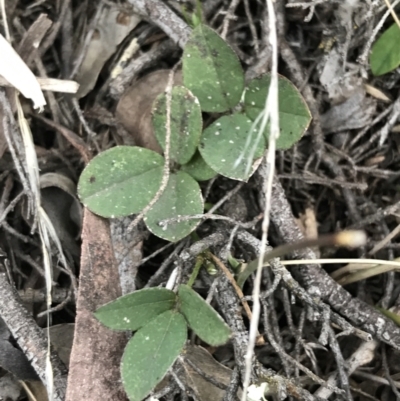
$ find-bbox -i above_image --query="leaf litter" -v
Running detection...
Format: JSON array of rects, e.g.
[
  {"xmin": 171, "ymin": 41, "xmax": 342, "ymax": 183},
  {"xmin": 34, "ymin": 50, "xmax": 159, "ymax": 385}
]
[{"xmin": 2, "ymin": 1, "xmax": 400, "ymax": 401}]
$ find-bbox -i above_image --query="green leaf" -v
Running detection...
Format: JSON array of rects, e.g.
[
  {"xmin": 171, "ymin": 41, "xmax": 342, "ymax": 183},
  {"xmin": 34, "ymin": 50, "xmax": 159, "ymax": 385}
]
[
  {"xmin": 244, "ymin": 74, "xmax": 311, "ymax": 150},
  {"xmin": 181, "ymin": 150, "xmax": 217, "ymax": 181},
  {"xmin": 144, "ymin": 171, "xmax": 204, "ymax": 242},
  {"xmin": 199, "ymin": 114, "xmax": 265, "ymax": 181},
  {"xmin": 152, "ymin": 86, "xmax": 202, "ymax": 165},
  {"xmin": 121, "ymin": 310, "xmax": 187, "ymax": 401},
  {"xmin": 78, "ymin": 146, "xmax": 164, "ymax": 218},
  {"xmin": 94, "ymin": 288, "xmax": 176, "ymax": 331},
  {"xmin": 183, "ymin": 24, "xmax": 244, "ymax": 112},
  {"xmin": 370, "ymin": 23, "xmax": 400, "ymax": 76},
  {"xmin": 178, "ymin": 284, "xmax": 231, "ymax": 346}
]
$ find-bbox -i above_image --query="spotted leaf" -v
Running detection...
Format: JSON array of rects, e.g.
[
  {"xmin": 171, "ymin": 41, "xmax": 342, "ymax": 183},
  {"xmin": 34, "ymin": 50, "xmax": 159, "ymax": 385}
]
[
  {"xmin": 144, "ymin": 171, "xmax": 203, "ymax": 242},
  {"xmin": 183, "ymin": 24, "xmax": 244, "ymax": 112},
  {"xmin": 152, "ymin": 86, "xmax": 202, "ymax": 165},
  {"xmin": 78, "ymin": 146, "xmax": 164, "ymax": 218}
]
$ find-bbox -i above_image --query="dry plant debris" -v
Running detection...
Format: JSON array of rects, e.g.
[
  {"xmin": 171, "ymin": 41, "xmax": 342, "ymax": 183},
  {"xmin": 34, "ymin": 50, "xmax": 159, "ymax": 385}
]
[{"xmin": 2, "ymin": 1, "xmax": 400, "ymax": 401}]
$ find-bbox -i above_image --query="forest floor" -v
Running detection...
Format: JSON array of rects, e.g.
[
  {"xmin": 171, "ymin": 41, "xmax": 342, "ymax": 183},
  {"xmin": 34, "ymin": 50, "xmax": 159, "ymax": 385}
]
[{"xmin": 1, "ymin": 1, "xmax": 400, "ymax": 401}]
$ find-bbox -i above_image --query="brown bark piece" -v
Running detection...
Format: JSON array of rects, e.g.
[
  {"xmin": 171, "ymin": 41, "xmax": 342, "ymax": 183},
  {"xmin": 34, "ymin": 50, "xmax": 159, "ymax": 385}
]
[{"xmin": 66, "ymin": 210, "xmax": 128, "ymax": 401}]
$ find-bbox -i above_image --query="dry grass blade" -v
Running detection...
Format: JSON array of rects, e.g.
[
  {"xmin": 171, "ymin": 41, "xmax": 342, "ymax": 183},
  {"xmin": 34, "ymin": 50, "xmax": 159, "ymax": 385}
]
[
  {"xmin": 2, "ymin": 35, "xmax": 71, "ymax": 401},
  {"xmin": 0, "ymin": 34, "xmax": 46, "ymax": 109},
  {"xmin": 0, "ymin": 76, "xmax": 80, "ymax": 93},
  {"xmin": 17, "ymin": 99, "xmax": 70, "ymax": 399},
  {"xmin": 241, "ymin": 0, "xmax": 280, "ymax": 399}
]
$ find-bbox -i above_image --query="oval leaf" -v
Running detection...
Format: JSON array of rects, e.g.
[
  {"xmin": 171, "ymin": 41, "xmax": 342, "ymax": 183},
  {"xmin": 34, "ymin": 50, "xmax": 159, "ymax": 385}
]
[
  {"xmin": 370, "ymin": 23, "xmax": 400, "ymax": 76},
  {"xmin": 144, "ymin": 171, "xmax": 203, "ymax": 242},
  {"xmin": 94, "ymin": 288, "xmax": 176, "ymax": 331},
  {"xmin": 178, "ymin": 284, "xmax": 231, "ymax": 346},
  {"xmin": 183, "ymin": 24, "xmax": 244, "ymax": 112},
  {"xmin": 152, "ymin": 86, "xmax": 202, "ymax": 165},
  {"xmin": 78, "ymin": 146, "xmax": 164, "ymax": 217},
  {"xmin": 121, "ymin": 310, "xmax": 187, "ymax": 401},
  {"xmin": 244, "ymin": 74, "xmax": 311, "ymax": 150},
  {"xmin": 199, "ymin": 114, "xmax": 265, "ymax": 181},
  {"xmin": 181, "ymin": 150, "xmax": 217, "ymax": 181},
  {"xmin": 115, "ymin": 70, "xmax": 183, "ymax": 153}
]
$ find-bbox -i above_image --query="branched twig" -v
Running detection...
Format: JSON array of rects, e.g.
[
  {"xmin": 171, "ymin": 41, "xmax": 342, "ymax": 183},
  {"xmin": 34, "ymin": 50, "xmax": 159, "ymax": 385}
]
[
  {"xmin": 222, "ymin": 367, "xmax": 240, "ymax": 401},
  {"xmin": 159, "ymin": 212, "xmax": 262, "ymax": 229},
  {"xmin": 145, "ymin": 240, "xmax": 188, "ymax": 288},
  {"xmin": 207, "ymin": 252, "xmax": 264, "ymax": 345},
  {"xmin": 127, "ymin": 0, "xmax": 192, "ymax": 47},
  {"xmin": 0, "ymin": 273, "xmax": 67, "ymax": 401},
  {"xmin": 221, "ymin": 0, "xmax": 241, "ymax": 39},
  {"xmin": 236, "ymin": 230, "xmax": 372, "ymax": 342},
  {"xmin": 261, "ymin": 299, "xmax": 345, "ymax": 396},
  {"xmin": 266, "ymin": 177, "xmax": 400, "ymax": 349}
]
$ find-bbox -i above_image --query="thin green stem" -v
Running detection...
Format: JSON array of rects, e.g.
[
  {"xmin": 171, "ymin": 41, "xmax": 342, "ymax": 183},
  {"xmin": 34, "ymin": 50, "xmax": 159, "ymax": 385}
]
[{"xmin": 187, "ymin": 255, "xmax": 204, "ymax": 288}]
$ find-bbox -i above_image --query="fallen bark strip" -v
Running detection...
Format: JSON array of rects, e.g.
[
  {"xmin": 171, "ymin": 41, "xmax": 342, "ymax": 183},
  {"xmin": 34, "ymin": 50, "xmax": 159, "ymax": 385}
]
[
  {"xmin": 66, "ymin": 210, "xmax": 129, "ymax": 401},
  {"xmin": 260, "ymin": 169, "xmax": 400, "ymax": 350},
  {"xmin": 0, "ymin": 272, "xmax": 67, "ymax": 401}
]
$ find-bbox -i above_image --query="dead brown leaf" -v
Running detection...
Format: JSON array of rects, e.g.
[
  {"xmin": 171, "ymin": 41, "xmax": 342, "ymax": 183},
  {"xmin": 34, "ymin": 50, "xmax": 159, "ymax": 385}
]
[
  {"xmin": 49, "ymin": 323, "xmax": 75, "ymax": 368},
  {"xmin": 320, "ymin": 87, "xmax": 377, "ymax": 133},
  {"xmin": 40, "ymin": 172, "xmax": 82, "ymax": 263},
  {"xmin": 75, "ymin": 6, "xmax": 140, "ymax": 98},
  {"xmin": 178, "ymin": 345, "xmax": 241, "ymax": 401}
]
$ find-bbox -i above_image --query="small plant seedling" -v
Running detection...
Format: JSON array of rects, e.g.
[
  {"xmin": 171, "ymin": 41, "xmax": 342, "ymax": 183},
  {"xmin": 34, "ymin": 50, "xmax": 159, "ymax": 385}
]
[
  {"xmin": 78, "ymin": 23, "xmax": 311, "ymax": 242},
  {"xmin": 95, "ymin": 285, "xmax": 231, "ymax": 401},
  {"xmin": 181, "ymin": 0, "xmax": 203, "ymax": 28},
  {"xmin": 78, "ymin": 22, "xmax": 312, "ymax": 401},
  {"xmin": 370, "ymin": 23, "xmax": 400, "ymax": 76}
]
